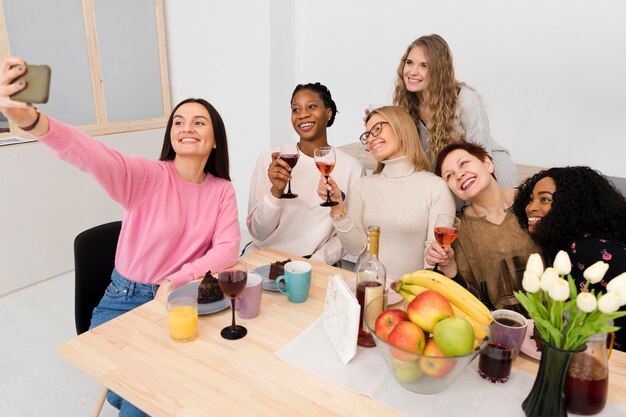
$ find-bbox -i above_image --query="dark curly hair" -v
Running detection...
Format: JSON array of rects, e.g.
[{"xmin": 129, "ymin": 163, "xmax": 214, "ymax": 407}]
[
  {"xmin": 291, "ymin": 82, "xmax": 338, "ymax": 127},
  {"xmin": 511, "ymin": 166, "xmax": 626, "ymax": 258}
]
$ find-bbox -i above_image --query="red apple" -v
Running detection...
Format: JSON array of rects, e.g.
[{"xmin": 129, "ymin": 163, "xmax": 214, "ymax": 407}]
[
  {"xmin": 375, "ymin": 308, "xmax": 408, "ymax": 342},
  {"xmin": 406, "ymin": 290, "xmax": 454, "ymax": 333},
  {"xmin": 419, "ymin": 338, "xmax": 455, "ymax": 377},
  {"xmin": 387, "ymin": 320, "xmax": 426, "ymax": 361}
]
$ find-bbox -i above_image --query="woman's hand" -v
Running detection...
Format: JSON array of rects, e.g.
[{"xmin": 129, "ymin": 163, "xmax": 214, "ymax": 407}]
[
  {"xmin": 0, "ymin": 57, "xmax": 49, "ymax": 135},
  {"xmin": 316, "ymin": 175, "xmax": 342, "ymax": 203},
  {"xmin": 154, "ymin": 278, "xmax": 173, "ymax": 304},
  {"xmin": 267, "ymin": 152, "xmax": 292, "ymax": 198},
  {"xmin": 425, "ymin": 241, "xmax": 457, "ymax": 277},
  {"xmin": 0, "ymin": 57, "xmax": 32, "ymax": 121},
  {"xmin": 317, "ymin": 175, "xmax": 346, "ymax": 218}
]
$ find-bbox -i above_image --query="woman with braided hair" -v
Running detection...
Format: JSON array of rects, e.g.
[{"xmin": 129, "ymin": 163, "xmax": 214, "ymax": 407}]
[
  {"xmin": 245, "ymin": 82, "xmax": 364, "ymax": 264},
  {"xmin": 393, "ymin": 34, "xmax": 517, "ymax": 188}
]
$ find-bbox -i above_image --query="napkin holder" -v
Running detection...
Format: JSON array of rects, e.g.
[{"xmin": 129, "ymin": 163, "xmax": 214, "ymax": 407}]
[{"xmin": 322, "ymin": 274, "xmax": 360, "ymax": 364}]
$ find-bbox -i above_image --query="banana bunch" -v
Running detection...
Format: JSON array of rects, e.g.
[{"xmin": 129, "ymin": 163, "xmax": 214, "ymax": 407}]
[{"xmin": 394, "ymin": 269, "xmax": 492, "ymax": 340}]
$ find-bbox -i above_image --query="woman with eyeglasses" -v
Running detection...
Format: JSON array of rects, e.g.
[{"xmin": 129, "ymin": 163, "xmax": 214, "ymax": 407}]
[
  {"xmin": 425, "ymin": 142, "xmax": 538, "ymax": 312},
  {"xmin": 246, "ymin": 82, "xmax": 364, "ymax": 265},
  {"xmin": 393, "ymin": 34, "xmax": 517, "ymax": 188},
  {"xmin": 318, "ymin": 106, "xmax": 454, "ymax": 289}
]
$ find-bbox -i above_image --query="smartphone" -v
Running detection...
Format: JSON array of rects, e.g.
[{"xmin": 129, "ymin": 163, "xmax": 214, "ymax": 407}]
[{"xmin": 10, "ymin": 65, "xmax": 51, "ymax": 104}]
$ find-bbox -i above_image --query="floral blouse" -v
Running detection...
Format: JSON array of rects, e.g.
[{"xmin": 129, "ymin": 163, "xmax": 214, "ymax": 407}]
[{"xmin": 566, "ymin": 236, "xmax": 626, "ymax": 351}]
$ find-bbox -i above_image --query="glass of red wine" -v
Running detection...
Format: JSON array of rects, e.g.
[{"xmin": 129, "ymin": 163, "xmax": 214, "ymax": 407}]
[
  {"xmin": 314, "ymin": 146, "xmax": 338, "ymax": 207},
  {"xmin": 279, "ymin": 143, "xmax": 299, "ymax": 199},
  {"xmin": 217, "ymin": 260, "xmax": 248, "ymax": 340},
  {"xmin": 433, "ymin": 214, "xmax": 461, "ymax": 272}
]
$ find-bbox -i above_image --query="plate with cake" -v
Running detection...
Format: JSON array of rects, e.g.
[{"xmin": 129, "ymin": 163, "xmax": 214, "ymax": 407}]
[
  {"xmin": 168, "ymin": 271, "xmax": 229, "ymax": 315},
  {"xmin": 254, "ymin": 259, "xmax": 290, "ymax": 291}
]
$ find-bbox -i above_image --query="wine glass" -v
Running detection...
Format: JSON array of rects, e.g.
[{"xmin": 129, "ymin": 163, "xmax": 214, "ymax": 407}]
[
  {"xmin": 217, "ymin": 260, "xmax": 248, "ymax": 340},
  {"xmin": 432, "ymin": 214, "xmax": 461, "ymax": 272},
  {"xmin": 314, "ymin": 146, "xmax": 338, "ymax": 207},
  {"xmin": 279, "ymin": 143, "xmax": 299, "ymax": 199}
]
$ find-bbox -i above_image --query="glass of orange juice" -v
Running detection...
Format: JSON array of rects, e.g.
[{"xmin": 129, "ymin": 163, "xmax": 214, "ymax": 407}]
[{"xmin": 167, "ymin": 296, "xmax": 199, "ymax": 342}]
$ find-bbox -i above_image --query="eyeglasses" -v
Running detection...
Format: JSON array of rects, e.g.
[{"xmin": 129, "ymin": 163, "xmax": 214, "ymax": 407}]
[{"xmin": 359, "ymin": 121, "xmax": 389, "ymax": 144}]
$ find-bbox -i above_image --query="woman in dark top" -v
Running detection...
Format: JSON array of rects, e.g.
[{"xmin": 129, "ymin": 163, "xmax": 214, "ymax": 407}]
[{"xmin": 512, "ymin": 166, "xmax": 626, "ymax": 350}]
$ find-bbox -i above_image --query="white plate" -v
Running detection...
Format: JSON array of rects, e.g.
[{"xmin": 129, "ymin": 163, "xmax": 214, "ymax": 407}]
[
  {"xmin": 253, "ymin": 264, "xmax": 287, "ymax": 292},
  {"xmin": 520, "ymin": 319, "xmax": 542, "ymax": 360},
  {"xmin": 168, "ymin": 280, "xmax": 230, "ymax": 315}
]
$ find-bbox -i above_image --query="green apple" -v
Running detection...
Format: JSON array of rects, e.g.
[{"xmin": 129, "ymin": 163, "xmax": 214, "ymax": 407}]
[
  {"xmin": 388, "ymin": 320, "xmax": 426, "ymax": 361},
  {"xmin": 391, "ymin": 357, "xmax": 423, "ymax": 383},
  {"xmin": 433, "ymin": 317, "xmax": 475, "ymax": 356}
]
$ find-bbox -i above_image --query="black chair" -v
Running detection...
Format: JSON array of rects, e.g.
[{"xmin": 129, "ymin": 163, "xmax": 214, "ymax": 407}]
[
  {"xmin": 74, "ymin": 220, "xmax": 121, "ymax": 334},
  {"xmin": 74, "ymin": 220, "xmax": 121, "ymax": 416}
]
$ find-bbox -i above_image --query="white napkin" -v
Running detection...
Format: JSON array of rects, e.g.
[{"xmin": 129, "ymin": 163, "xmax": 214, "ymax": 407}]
[
  {"xmin": 322, "ymin": 274, "xmax": 360, "ymax": 364},
  {"xmin": 276, "ymin": 317, "xmax": 626, "ymax": 417}
]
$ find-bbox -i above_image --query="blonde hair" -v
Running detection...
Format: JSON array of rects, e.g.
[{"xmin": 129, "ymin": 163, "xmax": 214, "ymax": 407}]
[
  {"xmin": 366, "ymin": 106, "xmax": 430, "ymax": 174},
  {"xmin": 392, "ymin": 34, "xmax": 466, "ymax": 161}
]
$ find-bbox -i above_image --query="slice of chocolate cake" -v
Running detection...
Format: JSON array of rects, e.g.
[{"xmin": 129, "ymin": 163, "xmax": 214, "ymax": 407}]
[
  {"xmin": 197, "ymin": 271, "xmax": 224, "ymax": 304},
  {"xmin": 268, "ymin": 259, "xmax": 291, "ymax": 281}
]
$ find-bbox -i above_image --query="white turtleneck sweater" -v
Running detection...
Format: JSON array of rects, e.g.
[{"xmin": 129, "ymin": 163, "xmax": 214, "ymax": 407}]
[{"xmin": 333, "ymin": 156, "xmax": 455, "ymax": 281}]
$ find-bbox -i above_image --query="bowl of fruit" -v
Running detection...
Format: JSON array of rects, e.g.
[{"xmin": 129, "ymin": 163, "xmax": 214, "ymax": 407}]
[{"xmin": 364, "ymin": 270, "xmax": 492, "ymax": 394}]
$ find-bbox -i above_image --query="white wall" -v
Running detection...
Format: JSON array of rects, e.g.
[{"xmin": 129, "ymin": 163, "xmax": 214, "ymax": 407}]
[
  {"xmin": 0, "ymin": 130, "xmax": 161, "ymax": 295},
  {"xmin": 3, "ymin": 0, "xmax": 625, "ymax": 294},
  {"xmin": 294, "ymin": 0, "xmax": 626, "ymax": 177}
]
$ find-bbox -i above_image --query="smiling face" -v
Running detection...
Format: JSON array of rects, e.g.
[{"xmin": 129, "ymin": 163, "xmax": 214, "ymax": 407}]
[
  {"xmin": 290, "ymin": 89, "xmax": 332, "ymax": 142},
  {"xmin": 169, "ymin": 102, "xmax": 215, "ymax": 159},
  {"xmin": 403, "ymin": 46, "xmax": 430, "ymax": 94},
  {"xmin": 440, "ymin": 149, "xmax": 494, "ymax": 200},
  {"xmin": 525, "ymin": 177, "xmax": 556, "ymax": 233},
  {"xmin": 364, "ymin": 114, "xmax": 404, "ymax": 161}
]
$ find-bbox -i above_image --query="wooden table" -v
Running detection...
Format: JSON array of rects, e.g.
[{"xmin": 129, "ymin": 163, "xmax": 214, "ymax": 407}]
[{"xmin": 59, "ymin": 248, "xmax": 626, "ymax": 416}]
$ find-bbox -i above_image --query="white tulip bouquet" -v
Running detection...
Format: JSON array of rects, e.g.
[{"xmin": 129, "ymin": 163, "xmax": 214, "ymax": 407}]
[{"xmin": 514, "ymin": 251, "xmax": 626, "ymax": 350}]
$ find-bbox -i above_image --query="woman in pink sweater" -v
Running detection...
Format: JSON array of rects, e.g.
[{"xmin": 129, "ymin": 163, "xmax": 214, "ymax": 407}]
[{"xmin": 1, "ymin": 58, "xmax": 240, "ymax": 416}]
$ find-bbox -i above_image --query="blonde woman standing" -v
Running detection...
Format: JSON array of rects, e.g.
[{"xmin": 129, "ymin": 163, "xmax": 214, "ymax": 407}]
[{"xmin": 393, "ymin": 34, "xmax": 517, "ymax": 188}]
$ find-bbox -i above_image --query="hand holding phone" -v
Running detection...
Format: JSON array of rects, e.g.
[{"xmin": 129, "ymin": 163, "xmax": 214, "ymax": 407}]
[{"xmin": 10, "ymin": 65, "xmax": 51, "ymax": 104}]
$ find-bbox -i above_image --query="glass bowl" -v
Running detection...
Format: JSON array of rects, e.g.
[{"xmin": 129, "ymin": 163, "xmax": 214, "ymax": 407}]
[{"xmin": 364, "ymin": 294, "xmax": 489, "ymax": 394}]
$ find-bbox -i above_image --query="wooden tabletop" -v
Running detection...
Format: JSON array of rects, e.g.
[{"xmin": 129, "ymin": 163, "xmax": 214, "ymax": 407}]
[{"xmin": 58, "ymin": 248, "xmax": 626, "ymax": 416}]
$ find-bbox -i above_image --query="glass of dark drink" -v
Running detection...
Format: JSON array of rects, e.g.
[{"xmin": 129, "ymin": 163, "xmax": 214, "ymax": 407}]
[
  {"xmin": 432, "ymin": 214, "xmax": 460, "ymax": 271},
  {"xmin": 314, "ymin": 146, "xmax": 338, "ymax": 207},
  {"xmin": 217, "ymin": 260, "xmax": 248, "ymax": 340},
  {"xmin": 279, "ymin": 143, "xmax": 299, "ymax": 199},
  {"xmin": 478, "ymin": 342, "xmax": 513, "ymax": 383}
]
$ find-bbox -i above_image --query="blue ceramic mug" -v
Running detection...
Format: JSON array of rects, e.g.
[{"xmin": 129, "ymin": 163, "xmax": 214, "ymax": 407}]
[{"xmin": 276, "ymin": 261, "xmax": 312, "ymax": 303}]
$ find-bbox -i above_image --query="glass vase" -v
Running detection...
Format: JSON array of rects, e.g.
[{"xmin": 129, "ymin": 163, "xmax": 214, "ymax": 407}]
[
  {"xmin": 565, "ymin": 333, "xmax": 609, "ymax": 415},
  {"xmin": 522, "ymin": 338, "xmax": 585, "ymax": 417}
]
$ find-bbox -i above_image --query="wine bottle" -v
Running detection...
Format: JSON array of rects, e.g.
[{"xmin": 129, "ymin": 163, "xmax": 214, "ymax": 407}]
[{"xmin": 356, "ymin": 226, "xmax": 386, "ymax": 347}]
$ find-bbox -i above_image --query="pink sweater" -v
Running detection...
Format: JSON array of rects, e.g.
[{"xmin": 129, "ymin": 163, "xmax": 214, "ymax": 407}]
[{"xmin": 39, "ymin": 118, "xmax": 241, "ymax": 288}]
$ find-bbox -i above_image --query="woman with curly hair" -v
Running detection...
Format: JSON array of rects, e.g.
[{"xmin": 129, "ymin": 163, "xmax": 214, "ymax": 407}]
[
  {"xmin": 393, "ymin": 34, "xmax": 517, "ymax": 188},
  {"xmin": 512, "ymin": 166, "xmax": 626, "ymax": 350}
]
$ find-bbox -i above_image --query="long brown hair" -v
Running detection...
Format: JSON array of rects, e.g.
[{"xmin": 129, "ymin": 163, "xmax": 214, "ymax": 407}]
[
  {"xmin": 393, "ymin": 34, "xmax": 466, "ymax": 162},
  {"xmin": 160, "ymin": 98, "xmax": 230, "ymax": 180}
]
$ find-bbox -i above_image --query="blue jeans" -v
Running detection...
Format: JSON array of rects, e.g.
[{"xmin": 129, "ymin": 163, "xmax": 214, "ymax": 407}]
[{"xmin": 90, "ymin": 269, "xmax": 159, "ymax": 417}]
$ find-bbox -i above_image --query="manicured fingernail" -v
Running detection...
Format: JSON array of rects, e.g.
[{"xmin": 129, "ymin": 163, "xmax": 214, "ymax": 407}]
[
  {"xmin": 18, "ymin": 66, "xmax": 23, "ymax": 71},
  {"xmin": 18, "ymin": 80, "xmax": 24, "ymax": 85}
]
